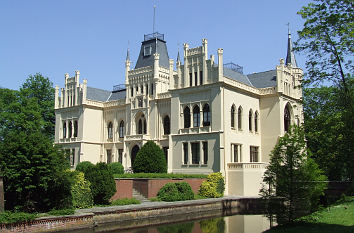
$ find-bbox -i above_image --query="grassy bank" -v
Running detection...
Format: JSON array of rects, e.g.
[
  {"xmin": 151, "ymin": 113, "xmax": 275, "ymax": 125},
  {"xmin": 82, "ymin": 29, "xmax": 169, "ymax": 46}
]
[{"xmin": 265, "ymin": 196, "xmax": 354, "ymax": 233}]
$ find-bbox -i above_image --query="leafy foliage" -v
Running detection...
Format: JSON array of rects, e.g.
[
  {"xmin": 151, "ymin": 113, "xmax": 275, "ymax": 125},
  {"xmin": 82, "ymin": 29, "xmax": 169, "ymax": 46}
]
[
  {"xmin": 175, "ymin": 182, "xmax": 195, "ymax": 201},
  {"xmin": 132, "ymin": 141, "xmax": 167, "ymax": 173},
  {"xmin": 198, "ymin": 172, "xmax": 225, "ymax": 198},
  {"xmin": 114, "ymin": 173, "xmax": 207, "ymax": 179},
  {"xmin": 0, "ymin": 211, "xmax": 37, "ymax": 224},
  {"xmin": 75, "ymin": 161, "xmax": 95, "ymax": 174},
  {"xmin": 108, "ymin": 162, "xmax": 124, "ymax": 175},
  {"xmin": 157, "ymin": 183, "xmax": 180, "ymax": 202},
  {"xmin": 0, "ymin": 79, "xmax": 72, "ymax": 212},
  {"xmin": 260, "ymin": 126, "xmax": 327, "ymax": 223},
  {"xmin": 80, "ymin": 162, "xmax": 116, "ymax": 205},
  {"xmin": 70, "ymin": 171, "xmax": 93, "ymax": 209},
  {"xmin": 110, "ymin": 198, "xmax": 140, "ymax": 206}
]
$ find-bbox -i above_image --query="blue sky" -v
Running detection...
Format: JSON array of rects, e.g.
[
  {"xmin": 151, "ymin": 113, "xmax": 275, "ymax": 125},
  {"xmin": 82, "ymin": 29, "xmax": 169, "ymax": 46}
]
[{"xmin": 0, "ymin": 0, "xmax": 311, "ymax": 91}]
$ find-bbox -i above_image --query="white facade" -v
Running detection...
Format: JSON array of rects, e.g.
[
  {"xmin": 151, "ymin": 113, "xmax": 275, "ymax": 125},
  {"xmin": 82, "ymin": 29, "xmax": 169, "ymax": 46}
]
[{"xmin": 54, "ymin": 32, "xmax": 303, "ymax": 196}]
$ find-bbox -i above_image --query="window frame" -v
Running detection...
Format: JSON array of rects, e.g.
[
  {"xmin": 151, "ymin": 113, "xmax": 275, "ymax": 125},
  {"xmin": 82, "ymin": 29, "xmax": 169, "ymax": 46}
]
[
  {"xmin": 193, "ymin": 105, "xmax": 200, "ymax": 127},
  {"xmin": 183, "ymin": 106, "xmax": 191, "ymax": 128},
  {"xmin": 202, "ymin": 104, "xmax": 210, "ymax": 126}
]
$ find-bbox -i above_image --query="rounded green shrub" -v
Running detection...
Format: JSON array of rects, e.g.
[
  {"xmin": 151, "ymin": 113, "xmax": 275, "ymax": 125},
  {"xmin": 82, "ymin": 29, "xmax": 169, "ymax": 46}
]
[
  {"xmin": 133, "ymin": 141, "xmax": 167, "ymax": 173},
  {"xmin": 157, "ymin": 183, "xmax": 180, "ymax": 202},
  {"xmin": 71, "ymin": 171, "xmax": 93, "ymax": 209},
  {"xmin": 175, "ymin": 182, "xmax": 194, "ymax": 201},
  {"xmin": 198, "ymin": 172, "xmax": 225, "ymax": 198},
  {"xmin": 108, "ymin": 162, "xmax": 124, "ymax": 175},
  {"xmin": 75, "ymin": 161, "xmax": 95, "ymax": 174},
  {"xmin": 79, "ymin": 162, "xmax": 117, "ymax": 205}
]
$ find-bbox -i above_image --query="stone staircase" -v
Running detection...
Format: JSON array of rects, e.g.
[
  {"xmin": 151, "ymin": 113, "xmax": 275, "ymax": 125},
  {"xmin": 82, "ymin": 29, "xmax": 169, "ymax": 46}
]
[{"xmin": 132, "ymin": 188, "xmax": 150, "ymax": 203}]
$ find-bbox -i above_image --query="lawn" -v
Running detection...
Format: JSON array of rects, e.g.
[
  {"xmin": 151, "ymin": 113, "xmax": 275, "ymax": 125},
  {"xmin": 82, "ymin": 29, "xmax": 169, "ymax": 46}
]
[{"xmin": 264, "ymin": 196, "xmax": 354, "ymax": 233}]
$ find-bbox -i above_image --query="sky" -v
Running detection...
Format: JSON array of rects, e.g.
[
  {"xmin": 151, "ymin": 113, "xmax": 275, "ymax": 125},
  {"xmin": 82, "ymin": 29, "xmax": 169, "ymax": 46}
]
[{"xmin": 0, "ymin": 0, "xmax": 312, "ymax": 91}]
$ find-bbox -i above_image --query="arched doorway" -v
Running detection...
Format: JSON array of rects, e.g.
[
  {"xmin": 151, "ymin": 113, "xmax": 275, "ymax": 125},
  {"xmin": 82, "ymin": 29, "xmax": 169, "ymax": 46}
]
[{"xmin": 131, "ymin": 145, "xmax": 140, "ymax": 166}]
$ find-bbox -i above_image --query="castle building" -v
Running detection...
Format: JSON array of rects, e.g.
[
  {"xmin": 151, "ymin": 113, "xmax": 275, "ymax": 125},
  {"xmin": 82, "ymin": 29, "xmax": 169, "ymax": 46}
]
[{"xmin": 54, "ymin": 31, "xmax": 303, "ymax": 196}]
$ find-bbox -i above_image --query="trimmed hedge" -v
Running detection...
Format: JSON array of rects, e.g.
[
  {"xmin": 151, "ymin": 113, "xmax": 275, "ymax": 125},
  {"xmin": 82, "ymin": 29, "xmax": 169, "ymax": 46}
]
[
  {"xmin": 108, "ymin": 162, "xmax": 124, "ymax": 175},
  {"xmin": 110, "ymin": 198, "xmax": 141, "ymax": 206},
  {"xmin": 157, "ymin": 182, "xmax": 195, "ymax": 202},
  {"xmin": 133, "ymin": 141, "xmax": 167, "ymax": 173},
  {"xmin": 114, "ymin": 173, "xmax": 207, "ymax": 179},
  {"xmin": 198, "ymin": 172, "xmax": 225, "ymax": 198}
]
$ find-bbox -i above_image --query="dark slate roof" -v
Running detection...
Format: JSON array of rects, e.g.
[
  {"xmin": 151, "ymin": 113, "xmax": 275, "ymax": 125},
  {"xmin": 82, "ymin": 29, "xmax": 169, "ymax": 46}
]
[
  {"xmin": 135, "ymin": 38, "xmax": 170, "ymax": 69},
  {"xmin": 247, "ymin": 70, "xmax": 277, "ymax": 88},
  {"xmin": 223, "ymin": 67, "xmax": 253, "ymax": 86},
  {"xmin": 108, "ymin": 89, "xmax": 126, "ymax": 101}
]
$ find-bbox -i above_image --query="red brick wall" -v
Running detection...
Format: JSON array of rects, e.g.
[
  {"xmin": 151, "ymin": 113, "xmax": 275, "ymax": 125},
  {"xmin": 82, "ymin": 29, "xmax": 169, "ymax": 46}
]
[
  {"xmin": 111, "ymin": 179, "xmax": 133, "ymax": 200},
  {"xmin": 113, "ymin": 178, "xmax": 206, "ymax": 200}
]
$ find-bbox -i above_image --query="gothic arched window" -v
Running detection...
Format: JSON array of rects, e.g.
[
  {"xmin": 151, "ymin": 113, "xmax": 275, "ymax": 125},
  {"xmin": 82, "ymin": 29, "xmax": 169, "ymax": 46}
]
[
  {"xmin": 184, "ymin": 106, "xmax": 191, "ymax": 128},
  {"xmin": 163, "ymin": 115, "xmax": 170, "ymax": 135},
  {"xmin": 138, "ymin": 119, "xmax": 143, "ymax": 134},
  {"xmin": 254, "ymin": 111, "xmax": 259, "ymax": 133},
  {"xmin": 249, "ymin": 110, "xmax": 253, "ymax": 131},
  {"xmin": 238, "ymin": 106, "xmax": 242, "ymax": 130},
  {"xmin": 231, "ymin": 105, "xmax": 235, "ymax": 128},
  {"xmin": 203, "ymin": 104, "xmax": 210, "ymax": 126},
  {"xmin": 108, "ymin": 122, "xmax": 113, "ymax": 139},
  {"xmin": 119, "ymin": 121, "xmax": 124, "ymax": 138},
  {"xmin": 284, "ymin": 105, "xmax": 291, "ymax": 132},
  {"xmin": 73, "ymin": 120, "xmax": 78, "ymax": 137},
  {"xmin": 193, "ymin": 105, "xmax": 200, "ymax": 127},
  {"xmin": 63, "ymin": 122, "xmax": 67, "ymax": 138}
]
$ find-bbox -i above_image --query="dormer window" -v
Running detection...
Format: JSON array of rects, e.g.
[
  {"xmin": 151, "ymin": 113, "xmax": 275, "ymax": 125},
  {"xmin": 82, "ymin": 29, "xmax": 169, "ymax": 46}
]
[{"xmin": 144, "ymin": 45, "xmax": 152, "ymax": 56}]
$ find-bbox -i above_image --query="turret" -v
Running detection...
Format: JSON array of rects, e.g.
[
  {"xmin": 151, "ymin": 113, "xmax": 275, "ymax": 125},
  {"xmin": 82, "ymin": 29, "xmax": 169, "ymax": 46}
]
[{"xmin": 217, "ymin": 48, "xmax": 224, "ymax": 82}]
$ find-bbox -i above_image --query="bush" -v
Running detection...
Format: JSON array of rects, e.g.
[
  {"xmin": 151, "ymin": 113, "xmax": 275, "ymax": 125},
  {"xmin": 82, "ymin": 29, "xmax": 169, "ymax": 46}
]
[
  {"xmin": 157, "ymin": 183, "xmax": 180, "ymax": 202},
  {"xmin": 71, "ymin": 171, "xmax": 94, "ymax": 209},
  {"xmin": 76, "ymin": 161, "xmax": 95, "ymax": 174},
  {"xmin": 133, "ymin": 141, "xmax": 167, "ymax": 173},
  {"xmin": 198, "ymin": 172, "xmax": 225, "ymax": 198},
  {"xmin": 108, "ymin": 162, "xmax": 124, "ymax": 175},
  {"xmin": 175, "ymin": 182, "xmax": 195, "ymax": 201},
  {"xmin": 110, "ymin": 198, "xmax": 141, "ymax": 206},
  {"xmin": 81, "ymin": 162, "xmax": 116, "ymax": 205},
  {"xmin": 157, "ymin": 182, "xmax": 195, "ymax": 202},
  {"xmin": 0, "ymin": 211, "xmax": 37, "ymax": 224}
]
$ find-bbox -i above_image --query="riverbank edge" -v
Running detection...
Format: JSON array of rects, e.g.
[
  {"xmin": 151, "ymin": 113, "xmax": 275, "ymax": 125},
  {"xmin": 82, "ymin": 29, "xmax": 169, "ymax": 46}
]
[{"xmin": 0, "ymin": 196, "xmax": 266, "ymax": 232}]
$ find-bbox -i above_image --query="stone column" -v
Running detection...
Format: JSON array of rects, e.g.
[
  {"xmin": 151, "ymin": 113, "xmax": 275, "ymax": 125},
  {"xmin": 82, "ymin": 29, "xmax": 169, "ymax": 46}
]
[{"xmin": 0, "ymin": 171, "xmax": 4, "ymax": 212}]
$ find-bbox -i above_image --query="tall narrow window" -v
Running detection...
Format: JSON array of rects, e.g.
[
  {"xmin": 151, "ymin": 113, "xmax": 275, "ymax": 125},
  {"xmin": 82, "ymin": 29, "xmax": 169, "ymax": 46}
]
[
  {"xmin": 195, "ymin": 72, "xmax": 198, "ymax": 86},
  {"xmin": 163, "ymin": 115, "xmax": 170, "ymax": 135},
  {"xmin": 183, "ymin": 143, "xmax": 188, "ymax": 165},
  {"xmin": 118, "ymin": 149, "xmax": 123, "ymax": 164},
  {"xmin": 254, "ymin": 111, "xmax": 259, "ymax": 133},
  {"xmin": 131, "ymin": 87, "xmax": 133, "ymax": 97},
  {"xmin": 63, "ymin": 122, "xmax": 67, "ymax": 138},
  {"xmin": 200, "ymin": 71, "xmax": 203, "ymax": 85},
  {"xmin": 74, "ymin": 120, "xmax": 78, "ymax": 137},
  {"xmin": 233, "ymin": 144, "xmax": 239, "ymax": 162},
  {"xmin": 191, "ymin": 142, "xmax": 200, "ymax": 164},
  {"xmin": 231, "ymin": 105, "xmax": 235, "ymax": 128},
  {"xmin": 203, "ymin": 141, "xmax": 208, "ymax": 165},
  {"xmin": 203, "ymin": 104, "xmax": 210, "ymax": 126},
  {"xmin": 146, "ymin": 84, "xmax": 148, "ymax": 95},
  {"xmin": 68, "ymin": 121, "xmax": 73, "ymax": 138},
  {"xmin": 189, "ymin": 73, "xmax": 193, "ymax": 86},
  {"xmin": 250, "ymin": 146, "xmax": 259, "ymax": 162},
  {"xmin": 151, "ymin": 83, "xmax": 154, "ymax": 95},
  {"xmin": 108, "ymin": 122, "xmax": 113, "ymax": 139},
  {"xmin": 141, "ymin": 85, "xmax": 144, "ymax": 94},
  {"xmin": 184, "ymin": 106, "xmax": 191, "ymax": 128},
  {"xmin": 106, "ymin": 149, "xmax": 112, "ymax": 164},
  {"xmin": 193, "ymin": 105, "xmax": 200, "ymax": 127},
  {"xmin": 143, "ymin": 119, "xmax": 147, "ymax": 134},
  {"xmin": 119, "ymin": 121, "xmax": 124, "ymax": 138},
  {"xmin": 138, "ymin": 97, "xmax": 143, "ymax": 107},
  {"xmin": 284, "ymin": 105, "xmax": 291, "ymax": 132},
  {"xmin": 138, "ymin": 119, "xmax": 142, "ymax": 134},
  {"xmin": 238, "ymin": 106, "xmax": 242, "ymax": 130},
  {"xmin": 249, "ymin": 110, "xmax": 253, "ymax": 131}
]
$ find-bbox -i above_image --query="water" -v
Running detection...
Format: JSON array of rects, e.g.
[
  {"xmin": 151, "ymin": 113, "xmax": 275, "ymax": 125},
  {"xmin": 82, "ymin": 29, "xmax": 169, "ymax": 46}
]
[{"xmin": 109, "ymin": 214, "xmax": 274, "ymax": 233}]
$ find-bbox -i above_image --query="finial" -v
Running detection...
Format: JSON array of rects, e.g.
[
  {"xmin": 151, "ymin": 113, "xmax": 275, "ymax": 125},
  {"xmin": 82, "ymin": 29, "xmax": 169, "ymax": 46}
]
[
  {"xmin": 287, "ymin": 22, "xmax": 290, "ymax": 36},
  {"xmin": 153, "ymin": 4, "xmax": 156, "ymax": 34},
  {"xmin": 285, "ymin": 24, "xmax": 297, "ymax": 67},
  {"xmin": 177, "ymin": 42, "xmax": 181, "ymax": 62}
]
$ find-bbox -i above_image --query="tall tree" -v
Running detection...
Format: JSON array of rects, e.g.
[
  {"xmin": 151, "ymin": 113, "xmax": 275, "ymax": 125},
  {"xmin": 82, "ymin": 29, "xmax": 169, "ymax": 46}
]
[{"xmin": 260, "ymin": 126, "xmax": 327, "ymax": 223}]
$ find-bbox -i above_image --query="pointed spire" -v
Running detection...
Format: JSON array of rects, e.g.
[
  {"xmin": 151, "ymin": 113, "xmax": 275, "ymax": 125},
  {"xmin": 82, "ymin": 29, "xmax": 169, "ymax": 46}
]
[
  {"xmin": 177, "ymin": 50, "xmax": 180, "ymax": 63},
  {"xmin": 286, "ymin": 24, "xmax": 297, "ymax": 67},
  {"xmin": 126, "ymin": 48, "xmax": 130, "ymax": 62}
]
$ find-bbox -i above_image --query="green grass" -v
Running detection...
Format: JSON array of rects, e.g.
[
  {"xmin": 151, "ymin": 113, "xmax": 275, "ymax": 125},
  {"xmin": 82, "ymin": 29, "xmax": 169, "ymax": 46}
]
[
  {"xmin": 114, "ymin": 173, "xmax": 207, "ymax": 179},
  {"xmin": 149, "ymin": 197, "xmax": 159, "ymax": 202},
  {"xmin": 265, "ymin": 196, "xmax": 354, "ymax": 233},
  {"xmin": 110, "ymin": 198, "xmax": 141, "ymax": 206}
]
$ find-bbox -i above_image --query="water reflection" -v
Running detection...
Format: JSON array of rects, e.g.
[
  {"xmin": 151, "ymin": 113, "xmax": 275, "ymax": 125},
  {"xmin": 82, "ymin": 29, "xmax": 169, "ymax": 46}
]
[{"xmin": 117, "ymin": 215, "xmax": 273, "ymax": 233}]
